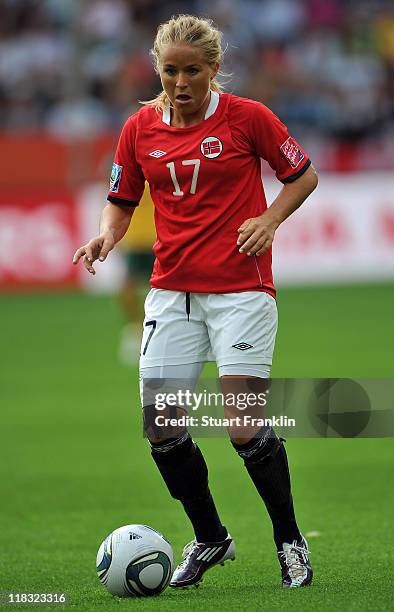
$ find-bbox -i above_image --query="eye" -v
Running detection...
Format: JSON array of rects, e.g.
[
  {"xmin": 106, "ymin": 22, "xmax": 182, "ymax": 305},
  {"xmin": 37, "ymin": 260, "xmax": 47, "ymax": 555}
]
[
  {"xmin": 164, "ymin": 68, "xmax": 176, "ymax": 76},
  {"xmin": 188, "ymin": 68, "xmax": 199, "ymax": 75}
]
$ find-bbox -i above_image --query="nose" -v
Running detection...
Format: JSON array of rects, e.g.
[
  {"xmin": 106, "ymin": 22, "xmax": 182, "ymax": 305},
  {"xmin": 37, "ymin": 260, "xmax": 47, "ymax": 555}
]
[{"xmin": 176, "ymin": 72, "xmax": 188, "ymax": 88}]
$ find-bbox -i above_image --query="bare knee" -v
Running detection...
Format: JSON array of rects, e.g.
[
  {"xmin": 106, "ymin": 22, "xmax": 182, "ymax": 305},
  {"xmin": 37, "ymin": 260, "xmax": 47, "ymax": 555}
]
[{"xmin": 228, "ymin": 432, "xmax": 254, "ymax": 446}]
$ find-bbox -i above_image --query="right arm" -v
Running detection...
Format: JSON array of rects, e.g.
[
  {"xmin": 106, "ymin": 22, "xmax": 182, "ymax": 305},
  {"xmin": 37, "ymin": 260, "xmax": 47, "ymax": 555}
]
[{"xmin": 72, "ymin": 202, "xmax": 135, "ymax": 275}]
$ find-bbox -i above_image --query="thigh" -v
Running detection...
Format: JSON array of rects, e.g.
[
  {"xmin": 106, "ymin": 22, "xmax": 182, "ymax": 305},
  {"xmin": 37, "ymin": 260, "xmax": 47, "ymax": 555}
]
[
  {"xmin": 204, "ymin": 291, "xmax": 278, "ymax": 370},
  {"xmin": 140, "ymin": 289, "xmax": 211, "ymax": 368}
]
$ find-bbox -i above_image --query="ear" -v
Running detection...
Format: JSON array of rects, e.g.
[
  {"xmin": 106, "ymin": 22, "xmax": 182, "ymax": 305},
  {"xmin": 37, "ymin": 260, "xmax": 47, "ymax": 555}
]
[{"xmin": 210, "ymin": 62, "xmax": 220, "ymax": 80}]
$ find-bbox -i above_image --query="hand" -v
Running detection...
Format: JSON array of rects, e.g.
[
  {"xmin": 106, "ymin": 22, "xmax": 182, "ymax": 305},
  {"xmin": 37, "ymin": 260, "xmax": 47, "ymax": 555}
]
[
  {"xmin": 72, "ymin": 231, "xmax": 115, "ymax": 275},
  {"xmin": 237, "ymin": 214, "xmax": 278, "ymax": 257}
]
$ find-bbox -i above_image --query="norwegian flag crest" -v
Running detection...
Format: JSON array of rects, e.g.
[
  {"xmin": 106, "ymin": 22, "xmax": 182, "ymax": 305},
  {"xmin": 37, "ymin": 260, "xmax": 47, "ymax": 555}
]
[{"xmin": 200, "ymin": 136, "xmax": 223, "ymax": 159}]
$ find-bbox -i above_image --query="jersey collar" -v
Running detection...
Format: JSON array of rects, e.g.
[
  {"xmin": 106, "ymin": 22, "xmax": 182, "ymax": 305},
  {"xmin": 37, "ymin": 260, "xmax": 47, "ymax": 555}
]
[{"xmin": 162, "ymin": 91, "xmax": 220, "ymax": 125}]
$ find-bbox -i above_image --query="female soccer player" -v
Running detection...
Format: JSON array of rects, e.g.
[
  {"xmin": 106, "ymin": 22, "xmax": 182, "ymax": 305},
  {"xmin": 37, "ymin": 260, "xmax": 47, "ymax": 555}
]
[{"xmin": 73, "ymin": 14, "xmax": 318, "ymax": 589}]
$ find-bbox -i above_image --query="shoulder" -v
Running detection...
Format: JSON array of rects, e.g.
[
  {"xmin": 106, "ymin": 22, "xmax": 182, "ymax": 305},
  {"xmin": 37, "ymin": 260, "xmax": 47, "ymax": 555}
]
[
  {"xmin": 223, "ymin": 93, "xmax": 280, "ymax": 147},
  {"xmin": 222, "ymin": 93, "xmax": 269, "ymax": 115},
  {"xmin": 225, "ymin": 93, "xmax": 274, "ymax": 121},
  {"xmin": 122, "ymin": 105, "xmax": 162, "ymax": 132}
]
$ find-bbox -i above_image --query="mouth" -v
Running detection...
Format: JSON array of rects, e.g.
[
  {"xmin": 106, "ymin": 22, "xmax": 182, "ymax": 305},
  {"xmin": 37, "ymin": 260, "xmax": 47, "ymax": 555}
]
[{"xmin": 175, "ymin": 94, "xmax": 192, "ymax": 103}]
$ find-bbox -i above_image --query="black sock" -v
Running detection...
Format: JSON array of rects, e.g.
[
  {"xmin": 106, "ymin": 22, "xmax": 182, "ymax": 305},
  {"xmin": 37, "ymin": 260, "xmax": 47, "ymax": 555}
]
[
  {"xmin": 182, "ymin": 490, "xmax": 227, "ymax": 543},
  {"xmin": 151, "ymin": 434, "xmax": 227, "ymax": 543},
  {"xmin": 233, "ymin": 430, "xmax": 301, "ymax": 549}
]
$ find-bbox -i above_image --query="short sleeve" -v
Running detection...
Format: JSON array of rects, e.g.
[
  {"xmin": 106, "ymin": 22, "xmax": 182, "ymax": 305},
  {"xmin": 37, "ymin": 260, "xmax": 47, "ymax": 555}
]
[
  {"xmin": 248, "ymin": 102, "xmax": 311, "ymax": 183},
  {"xmin": 107, "ymin": 114, "xmax": 146, "ymax": 206}
]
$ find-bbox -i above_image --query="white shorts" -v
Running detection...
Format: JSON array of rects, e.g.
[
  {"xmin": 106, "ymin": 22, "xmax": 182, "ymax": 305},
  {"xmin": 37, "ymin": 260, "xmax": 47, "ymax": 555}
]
[{"xmin": 139, "ymin": 289, "xmax": 277, "ymax": 377}]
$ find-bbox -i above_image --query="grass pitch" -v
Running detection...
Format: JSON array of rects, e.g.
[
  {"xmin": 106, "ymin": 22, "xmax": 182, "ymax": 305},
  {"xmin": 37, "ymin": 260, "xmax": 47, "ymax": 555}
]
[{"xmin": 1, "ymin": 283, "xmax": 393, "ymax": 611}]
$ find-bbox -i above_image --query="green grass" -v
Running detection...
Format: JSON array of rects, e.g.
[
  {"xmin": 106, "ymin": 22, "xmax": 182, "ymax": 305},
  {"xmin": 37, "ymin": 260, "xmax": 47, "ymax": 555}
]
[{"xmin": 1, "ymin": 283, "xmax": 393, "ymax": 611}]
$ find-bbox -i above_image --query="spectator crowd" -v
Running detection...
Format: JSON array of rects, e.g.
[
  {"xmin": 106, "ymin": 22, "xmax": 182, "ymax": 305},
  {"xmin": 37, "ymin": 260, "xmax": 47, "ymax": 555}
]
[{"xmin": 0, "ymin": 0, "xmax": 393, "ymax": 150}]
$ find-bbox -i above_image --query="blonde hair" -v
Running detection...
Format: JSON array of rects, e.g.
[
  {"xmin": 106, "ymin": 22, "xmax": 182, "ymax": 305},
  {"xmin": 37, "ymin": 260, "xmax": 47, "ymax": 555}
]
[{"xmin": 142, "ymin": 14, "xmax": 225, "ymax": 111}]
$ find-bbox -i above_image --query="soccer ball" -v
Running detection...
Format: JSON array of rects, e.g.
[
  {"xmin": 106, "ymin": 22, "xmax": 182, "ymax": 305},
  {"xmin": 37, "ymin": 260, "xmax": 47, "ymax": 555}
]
[{"xmin": 96, "ymin": 524, "xmax": 174, "ymax": 597}]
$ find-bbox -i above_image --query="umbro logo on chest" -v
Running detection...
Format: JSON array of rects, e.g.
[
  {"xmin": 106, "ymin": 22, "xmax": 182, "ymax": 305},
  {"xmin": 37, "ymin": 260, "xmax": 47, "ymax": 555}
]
[{"xmin": 149, "ymin": 150, "xmax": 167, "ymax": 158}]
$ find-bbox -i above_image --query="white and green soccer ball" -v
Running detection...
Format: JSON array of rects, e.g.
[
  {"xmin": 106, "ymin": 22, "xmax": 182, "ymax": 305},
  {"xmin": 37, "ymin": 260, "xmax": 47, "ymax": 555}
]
[{"xmin": 96, "ymin": 524, "xmax": 174, "ymax": 597}]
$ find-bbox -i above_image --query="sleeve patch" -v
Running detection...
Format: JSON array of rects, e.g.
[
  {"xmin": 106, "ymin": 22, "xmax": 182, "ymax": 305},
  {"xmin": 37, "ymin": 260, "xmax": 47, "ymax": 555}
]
[
  {"xmin": 279, "ymin": 137, "xmax": 304, "ymax": 169},
  {"xmin": 109, "ymin": 162, "xmax": 123, "ymax": 192}
]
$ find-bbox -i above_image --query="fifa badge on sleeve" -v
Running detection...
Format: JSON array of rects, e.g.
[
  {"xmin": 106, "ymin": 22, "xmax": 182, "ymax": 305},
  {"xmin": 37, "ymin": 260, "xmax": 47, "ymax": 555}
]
[{"xmin": 109, "ymin": 162, "xmax": 123, "ymax": 192}]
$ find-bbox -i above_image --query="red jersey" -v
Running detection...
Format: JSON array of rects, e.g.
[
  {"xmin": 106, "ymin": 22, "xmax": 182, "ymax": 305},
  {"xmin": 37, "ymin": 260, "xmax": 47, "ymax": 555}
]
[{"xmin": 108, "ymin": 92, "xmax": 311, "ymax": 297}]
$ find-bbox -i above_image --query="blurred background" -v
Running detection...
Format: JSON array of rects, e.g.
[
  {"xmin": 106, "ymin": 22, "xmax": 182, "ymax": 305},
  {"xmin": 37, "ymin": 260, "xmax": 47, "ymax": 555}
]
[
  {"xmin": 1, "ymin": 0, "xmax": 393, "ymax": 295},
  {"xmin": 1, "ymin": 2, "xmax": 393, "ymax": 607}
]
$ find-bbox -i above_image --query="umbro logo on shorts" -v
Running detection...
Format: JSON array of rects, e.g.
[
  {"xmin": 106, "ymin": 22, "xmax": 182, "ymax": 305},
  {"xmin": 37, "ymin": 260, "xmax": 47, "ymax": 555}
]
[
  {"xmin": 232, "ymin": 342, "xmax": 253, "ymax": 351},
  {"xmin": 149, "ymin": 149, "xmax": 167, "ymax": 158}
]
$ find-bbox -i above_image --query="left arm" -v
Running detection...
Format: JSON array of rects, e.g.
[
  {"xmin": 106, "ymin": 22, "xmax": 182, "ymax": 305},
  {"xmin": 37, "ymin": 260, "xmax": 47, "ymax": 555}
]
[{"xmin": 237, "ymin": 164, "xmax": 318, "ymax": 256}]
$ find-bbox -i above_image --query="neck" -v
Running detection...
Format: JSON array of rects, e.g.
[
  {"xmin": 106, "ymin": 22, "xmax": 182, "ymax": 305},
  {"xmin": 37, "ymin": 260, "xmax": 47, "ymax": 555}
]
[{"xmin": 171, "ymin": 91, "xmax": 211, "ymax": 128}]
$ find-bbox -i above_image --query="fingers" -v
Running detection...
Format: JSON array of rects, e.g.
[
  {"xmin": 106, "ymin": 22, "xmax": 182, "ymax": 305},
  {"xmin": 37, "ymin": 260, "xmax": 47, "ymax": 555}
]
[
  {"xmin": 254, "ymin": 238, "xmax": 273, "ymax": 257},
  {"xmin": 84, "ymin": 245, "xmax": 94, "ymax": 262},
  {"xmin": 83, "ymin": 254, "xmax": 96, "ymax": 275},
  {"xmin": 240, "ymin": 233, "xmax": 272, "ymax": 256},
  {"xmin": 72, "ymin": 237, "xmax": 110, "ymax": 274},
  {"xmin": 72, "ymin": 246, "xmax": 86, "ymax": 264},
  {"xmin": 255, "ymin": 242, "xmax": 272, "ymax": 256},
  {"xmin": 237, "ymin": 219, "xmax": 253, "ymax": 246},
  {"xmin": 72, "ymin": 245, "xmax": 95, "ymax": 274},
  {"xmin": 237, "ymin": 219, "xmax": 266, "ymax": 255},
  {"xmin": 237, "ymin": 217, "xmax": 275, "ymax": 256},
  {"xmin": 98, "ymin": 238, "xmax": 114, "ymax": 262},
  {"xmin": 250, "ymin": 236, "xmax": 272, "ymax": 256}
]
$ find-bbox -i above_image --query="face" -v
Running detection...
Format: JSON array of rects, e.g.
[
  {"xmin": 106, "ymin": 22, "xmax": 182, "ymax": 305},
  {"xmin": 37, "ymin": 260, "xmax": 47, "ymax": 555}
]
[{"xmin": 159, "ymin": 43, "xmax": 219, "ymax": 120}]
